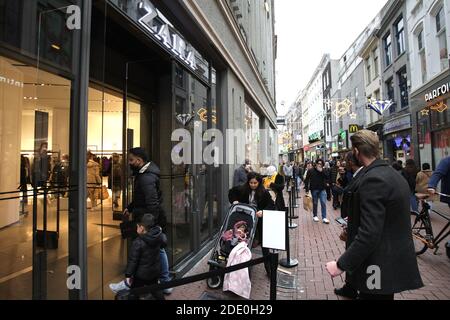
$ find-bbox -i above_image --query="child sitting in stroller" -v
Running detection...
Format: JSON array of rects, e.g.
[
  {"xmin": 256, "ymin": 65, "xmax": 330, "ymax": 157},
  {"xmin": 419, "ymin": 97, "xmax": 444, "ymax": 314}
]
[{"xmin": 220, "ymin": 221, "xmax": 249, "ymax": 255}]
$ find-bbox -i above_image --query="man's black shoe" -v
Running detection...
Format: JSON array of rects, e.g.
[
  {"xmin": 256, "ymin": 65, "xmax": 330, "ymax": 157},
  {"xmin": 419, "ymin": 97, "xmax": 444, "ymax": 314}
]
[{"xmin": 334, "ymin": 284, "xmax": 358, "ymax": 299}]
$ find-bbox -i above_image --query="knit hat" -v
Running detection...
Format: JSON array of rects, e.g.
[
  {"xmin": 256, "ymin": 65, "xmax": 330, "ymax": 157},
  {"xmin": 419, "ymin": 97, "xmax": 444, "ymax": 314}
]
[{"xmin": 129, "ymin": 148, "xmax": 149, "ymax": 162}]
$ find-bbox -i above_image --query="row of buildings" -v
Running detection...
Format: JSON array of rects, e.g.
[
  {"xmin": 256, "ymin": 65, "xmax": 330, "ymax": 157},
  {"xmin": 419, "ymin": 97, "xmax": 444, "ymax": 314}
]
[{"xmin": 283, "ymin": 0, "xmax": 450, "ymax": 169}]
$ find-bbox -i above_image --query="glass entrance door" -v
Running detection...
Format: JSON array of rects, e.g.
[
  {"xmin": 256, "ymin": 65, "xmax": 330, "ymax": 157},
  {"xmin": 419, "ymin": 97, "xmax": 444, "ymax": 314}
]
[{"xmin": 170, "ymin": 62, "xmax": 212, "ymax": 265}]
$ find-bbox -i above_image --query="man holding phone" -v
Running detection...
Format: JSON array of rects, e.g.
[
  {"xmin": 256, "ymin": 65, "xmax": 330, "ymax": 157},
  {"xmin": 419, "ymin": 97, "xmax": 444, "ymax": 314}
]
[{"xmin": 326, "ymin": 130, "xmax": 423, "ymax": 300}]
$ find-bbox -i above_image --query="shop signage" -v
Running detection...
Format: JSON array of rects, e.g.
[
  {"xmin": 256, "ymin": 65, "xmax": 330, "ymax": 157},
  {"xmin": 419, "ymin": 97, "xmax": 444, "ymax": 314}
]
[
  {"xmin": 368, "ymin": 98, "xmax": 394, "ymax": 115},
  {"xmin": 308, "ymin": 132, "xmax": 321, "ymax": 143},
  {"xmin": 197, "ymin": 108, "xmax": 217, "ymax": 124},
  {"xmin": 176, "ymin": 112, "xmax": 194, "ymax": 126},
  {"xmin": 349, "ymin": 124, "xmax": 362, "ymax": 134},
  {"xmin": 383, "ymin": 114, "xmax": 411, "ymax": 135},
  {"xmin": 0, "ymin": 75, "xmax": 23, "ymax": 88},
  {"xmin": 132, "ymin": 1, "xmax": 197, "ymax": 70},
  {"xmin": 425, "ymin": 82, "xmax": 450, "ymax": 102}
]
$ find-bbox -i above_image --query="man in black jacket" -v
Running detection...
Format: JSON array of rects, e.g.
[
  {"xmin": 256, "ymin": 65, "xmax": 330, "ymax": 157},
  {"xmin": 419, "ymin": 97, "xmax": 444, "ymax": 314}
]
[
  {"xmin": 124, "ymin": 148, "xmax": 172, "ymax": 294},
  {"xmin": 304, "ymin": 159, "xmax": 330, "ymax": 224},
  {"xmin": 326, "ymin": 130, "xmax": 423, "ymax": 300},
  {"xmin": 334, "ymin": 151, "xmax": 363, "ymax": 299}
]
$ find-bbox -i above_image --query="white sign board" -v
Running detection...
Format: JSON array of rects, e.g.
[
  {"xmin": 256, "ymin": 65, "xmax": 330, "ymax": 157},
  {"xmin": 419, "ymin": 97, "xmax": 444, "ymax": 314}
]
[{"xmin": 262, "ymin": 210, "xmax": 286, "ymax": 251}]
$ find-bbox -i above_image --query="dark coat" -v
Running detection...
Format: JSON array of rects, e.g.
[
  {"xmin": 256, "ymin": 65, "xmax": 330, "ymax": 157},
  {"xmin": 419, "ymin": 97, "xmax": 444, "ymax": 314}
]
[
  {"xmin": 337, "ymin": 160, "xmax": 424, "ymax": 295},
  {"xmin": 125, "ymin": 226, "xmax": 167, "ymax": 281},
  {"xmin": 127, "ymin": 162, "xmax": 166, "ymax": 229},
  {"xmin": 401, "ymin": 169, "xmax": 417, "ymax": 193},
  {"xmin": 233, "ymin": 166, "xmax": 248, "ymax": 187},
  {"xmin": 304, "ymin": 168, "xmax": 329, "ymax": 192},
  {"xmin": 270, "ymin": 174, "xmax": 286, "ymax": 211},
  {"xmin": 340, "ymin": 170, "xmax": 363, "ymax": 220},
  {"xmin": 228, "ymin": 185, "xmax": 275, "ymax": 243},
  {"xmin": 428, "ymin": 156, "xmax": 450, "ymax": 204}
]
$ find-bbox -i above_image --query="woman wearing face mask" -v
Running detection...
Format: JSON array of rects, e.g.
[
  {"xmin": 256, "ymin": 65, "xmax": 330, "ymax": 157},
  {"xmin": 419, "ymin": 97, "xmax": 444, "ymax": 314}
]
[
  {"xmin": 228, "ymin": 172, "xmax": 276, "ymax": 276},
  {"xmin": 304, "ymin": 159, "xmax": 330, "ymax": 224}
]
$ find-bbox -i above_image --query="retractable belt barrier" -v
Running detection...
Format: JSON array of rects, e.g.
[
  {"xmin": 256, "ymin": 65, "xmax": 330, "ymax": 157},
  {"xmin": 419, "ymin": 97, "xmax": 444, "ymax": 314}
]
[{"xmin": 128, "ymin": 256, "xmax": 268, "ymax": 297}]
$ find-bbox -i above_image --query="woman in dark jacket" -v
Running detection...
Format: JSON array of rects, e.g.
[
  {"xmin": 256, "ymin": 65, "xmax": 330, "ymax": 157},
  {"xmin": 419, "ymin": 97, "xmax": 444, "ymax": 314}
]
[
  {"xmin": 401, "ymin": 159, "xmax": 419, "ymax": 212},
  {"xmin": 229, "ymin": 172, "xmax": 275, "ymax": 275},
  {"xmin": 271, "ymin": 167, "xmax": 286, "ymax": 211}
]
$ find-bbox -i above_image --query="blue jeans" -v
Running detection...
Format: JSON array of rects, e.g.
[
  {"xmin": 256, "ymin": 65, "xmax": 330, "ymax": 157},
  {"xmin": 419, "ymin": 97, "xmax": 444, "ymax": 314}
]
[
  {"xmin": 312, "ymin": 190, "xmax": 327, "ymax": 219},
  {"xmin": 296, "ymin": 176, "xmax": 302, "ymax": 189},
  {"xmin": 159, "ymin": 248, "xmax": 171, "ymax": 283}
]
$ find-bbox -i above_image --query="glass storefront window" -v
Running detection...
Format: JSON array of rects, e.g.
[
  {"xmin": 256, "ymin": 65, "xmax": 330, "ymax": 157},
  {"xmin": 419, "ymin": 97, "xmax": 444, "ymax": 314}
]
[
  {"xmin": 0, "ymin": 0, "xmax": 77, "ymax": 72},
  {"xmin": 433, "ymin": 128, "xmax": 450, "ymax": 166},
  {"xmin": 0, "ymin": 55, "xmax": 71, "ymax": 299},
  {"xmin": 417, "ymin": 111, "xmax": 432, "ymax": 168},
  {"xmin": 431, "ymin": 99, "xmax": 450, "ymax": 130},
  {"xmin": 244, "ymin": 104, "xmax": 260, "ymax": 171}
]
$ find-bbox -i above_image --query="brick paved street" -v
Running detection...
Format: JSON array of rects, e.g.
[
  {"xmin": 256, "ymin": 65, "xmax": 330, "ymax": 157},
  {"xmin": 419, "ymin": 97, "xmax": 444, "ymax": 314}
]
[{"xmin": 167, "ymin": 189, "xmax": 450, "ymax": 301}]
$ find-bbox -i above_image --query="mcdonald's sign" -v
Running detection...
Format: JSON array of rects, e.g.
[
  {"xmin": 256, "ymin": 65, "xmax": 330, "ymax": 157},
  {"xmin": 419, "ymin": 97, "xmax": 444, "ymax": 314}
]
[{"xmin": 349, "ymin": 124, "xmax": 362, "ymax": 134}]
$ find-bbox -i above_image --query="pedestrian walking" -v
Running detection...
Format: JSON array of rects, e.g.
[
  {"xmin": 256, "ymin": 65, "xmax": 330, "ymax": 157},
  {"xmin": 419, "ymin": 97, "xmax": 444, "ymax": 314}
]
[{"xmin": 304, "ymin": 159, "xmax": 330, "ymax": 224}]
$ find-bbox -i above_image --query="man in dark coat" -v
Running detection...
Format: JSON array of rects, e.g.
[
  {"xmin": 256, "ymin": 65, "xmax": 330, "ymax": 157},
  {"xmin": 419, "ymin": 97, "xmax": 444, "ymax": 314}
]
[
  {"xmin": 124, "ymin": 147, "xmax": 172, "ymax": 294},
  {"xmin": 326, "ymin": 130, "xmax": 423, "ymax": 300},
  {"xmin": 334, "ymin": 151, "xmax": 364, "ymax": 299},
  {"xmin": 233, "ymin": 159, "xmax": 251, "ymax": 187},
  {"xmin": 428, "ymin": 156, "xmax": 450, "ymax": 206}
]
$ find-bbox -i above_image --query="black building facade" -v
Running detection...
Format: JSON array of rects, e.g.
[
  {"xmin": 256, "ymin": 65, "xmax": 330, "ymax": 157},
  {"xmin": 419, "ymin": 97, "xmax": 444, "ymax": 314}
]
[{"xmin": 0, "ymin": 0, "xmax": 273, "ymax": 300}]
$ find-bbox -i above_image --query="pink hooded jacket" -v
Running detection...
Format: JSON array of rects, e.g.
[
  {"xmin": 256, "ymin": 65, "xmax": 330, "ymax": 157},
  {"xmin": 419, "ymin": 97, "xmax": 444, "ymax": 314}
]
[{"xmin": 223, "ymin": 241, "xmax": 252, "ymax": 299}]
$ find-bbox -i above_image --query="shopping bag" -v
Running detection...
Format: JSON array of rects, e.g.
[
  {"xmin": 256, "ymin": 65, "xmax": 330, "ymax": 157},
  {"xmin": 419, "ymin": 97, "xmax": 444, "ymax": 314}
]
[
  {"xmin": 101, "ymin": 185, "xmax": 110, "ymax": 200},
  {"xmin": 303, "ymin": 192, "xmax": 313, "ymax": 212}
]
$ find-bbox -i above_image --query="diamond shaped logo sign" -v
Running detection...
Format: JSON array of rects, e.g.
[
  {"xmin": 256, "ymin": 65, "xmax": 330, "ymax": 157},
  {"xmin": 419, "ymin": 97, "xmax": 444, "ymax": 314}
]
[
  {"xmin": 368, "ymin": 99, "xmax": 394, "ymax": 115},
  {"xmin": 176, "ymin": 113, "xmax": 194, "ymax": 126}
]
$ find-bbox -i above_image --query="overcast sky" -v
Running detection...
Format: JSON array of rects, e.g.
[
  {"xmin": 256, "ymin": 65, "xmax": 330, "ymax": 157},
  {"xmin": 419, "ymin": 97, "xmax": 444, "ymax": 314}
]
[{"xmin": 274, "ymin": 0, "xmax": 389, "ymax": 116}]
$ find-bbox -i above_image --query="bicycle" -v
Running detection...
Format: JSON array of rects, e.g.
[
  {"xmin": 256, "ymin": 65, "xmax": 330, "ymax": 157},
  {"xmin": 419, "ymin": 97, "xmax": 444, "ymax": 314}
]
[{"xmin": 411, "ymin": 192, "xmax": 450, "ymax": 256}]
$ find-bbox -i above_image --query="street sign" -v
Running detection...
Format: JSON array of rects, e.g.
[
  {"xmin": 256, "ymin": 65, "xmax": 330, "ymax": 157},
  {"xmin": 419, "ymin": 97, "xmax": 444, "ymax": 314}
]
[{"xmin": 349, "ymin": 124, "xmax": 362, "ymax": 134}]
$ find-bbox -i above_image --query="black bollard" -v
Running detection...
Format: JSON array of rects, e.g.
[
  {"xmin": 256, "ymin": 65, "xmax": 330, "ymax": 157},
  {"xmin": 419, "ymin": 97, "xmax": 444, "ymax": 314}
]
[
  {"xmin": 279, "ymin": 207, "xmax": 298, "ymax": 268},
  {"xmin": 289, "ymin": 185, "xmax": 299, "ymax": 220},
  {"xmin": 291, "ymin": 181, "xmax": 299, "ymax": 208},
  {"xmin": 269, "ymin": 250, "xmax": 279, "ymax": 300},
  {"xmin": 288, "ymin": 187, "xmax": 298, "ymax": 229}
]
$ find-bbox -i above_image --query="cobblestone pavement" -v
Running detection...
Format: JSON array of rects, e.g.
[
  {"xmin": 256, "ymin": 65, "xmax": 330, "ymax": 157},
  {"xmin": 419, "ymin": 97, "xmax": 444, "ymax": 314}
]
[{"xmin": 167, "ymin": 189, "xmax": 450, "ymax": 301}]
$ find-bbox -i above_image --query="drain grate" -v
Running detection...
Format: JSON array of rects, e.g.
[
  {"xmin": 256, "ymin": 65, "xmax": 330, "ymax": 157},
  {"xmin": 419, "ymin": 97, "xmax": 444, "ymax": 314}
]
[{"xmin": 277, "ymin": 272, "xmax": 297, "ymax": 289}]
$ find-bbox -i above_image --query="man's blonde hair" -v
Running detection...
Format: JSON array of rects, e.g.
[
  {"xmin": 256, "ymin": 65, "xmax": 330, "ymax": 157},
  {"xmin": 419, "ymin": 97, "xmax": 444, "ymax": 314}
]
[{"xmin": 350, "ymin": 130, "xmax": 380, "ymax": 159}]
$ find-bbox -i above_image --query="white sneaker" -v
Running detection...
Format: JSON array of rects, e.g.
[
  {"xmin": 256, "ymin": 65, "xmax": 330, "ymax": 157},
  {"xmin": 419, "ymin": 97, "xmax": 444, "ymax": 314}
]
[
  {"xmin": 163, "ymin": 287, "xmax": 174, "ymax": 295},
  {"xmin": 109, "ymin": 280, "xmax": 130, "ymax": 293},
  {"xmin": 322, "ymin": 218, "xmax": 330, "ymax": 224},
  {"xmin": 313, "ymin": 216, "xmax": 320, "ymax": 222}
]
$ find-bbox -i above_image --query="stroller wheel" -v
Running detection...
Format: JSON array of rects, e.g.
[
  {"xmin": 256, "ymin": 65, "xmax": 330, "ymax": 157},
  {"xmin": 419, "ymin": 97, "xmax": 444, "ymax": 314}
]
[
  {"xmin": 206, "ymin": 266, "xmax": 223, "ymax": 289},
  {"xmin": 207, "ymin": 276, "xmax": 223, "ymax": 289}
]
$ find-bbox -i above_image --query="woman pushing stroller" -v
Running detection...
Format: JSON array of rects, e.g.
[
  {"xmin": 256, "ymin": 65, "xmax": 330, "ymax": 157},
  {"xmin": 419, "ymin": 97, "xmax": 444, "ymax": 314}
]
[{"xmin": 228, "ymin": 172, "xmax": 276, "ymax": 276}]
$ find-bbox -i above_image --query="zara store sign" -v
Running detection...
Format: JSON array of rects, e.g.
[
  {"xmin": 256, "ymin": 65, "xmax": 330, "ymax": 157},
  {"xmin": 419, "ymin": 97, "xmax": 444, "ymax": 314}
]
[{"xmin": 137, "ymin": 0, "xmax": 197, "ymax": 71}]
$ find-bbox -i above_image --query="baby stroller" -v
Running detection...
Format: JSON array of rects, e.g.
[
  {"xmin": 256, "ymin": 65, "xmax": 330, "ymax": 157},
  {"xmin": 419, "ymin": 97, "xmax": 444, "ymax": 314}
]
[{"xmin": 206, "ymin": 203, "xmax": 258, "ymax": 289}]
